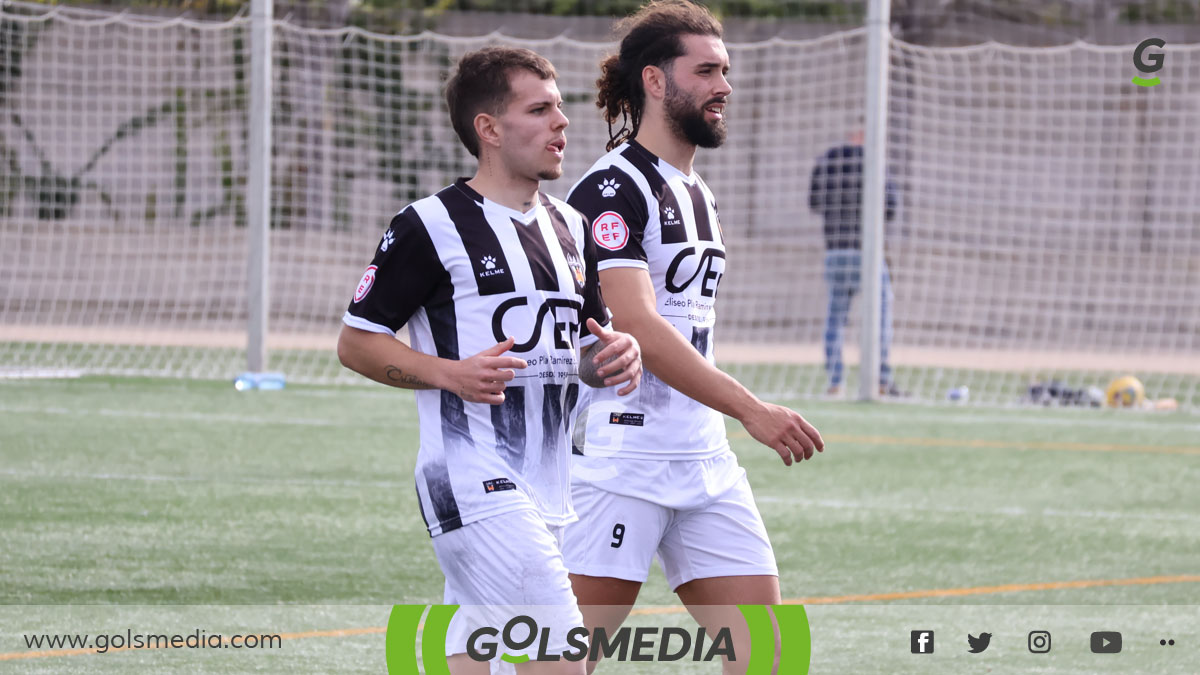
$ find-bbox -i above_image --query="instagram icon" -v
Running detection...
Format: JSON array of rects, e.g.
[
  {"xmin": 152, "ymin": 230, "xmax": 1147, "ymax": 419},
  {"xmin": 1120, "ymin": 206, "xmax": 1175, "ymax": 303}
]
[{"xmin": 1028, "ymin": 631, "xmax": 1052, "ymax": 653}]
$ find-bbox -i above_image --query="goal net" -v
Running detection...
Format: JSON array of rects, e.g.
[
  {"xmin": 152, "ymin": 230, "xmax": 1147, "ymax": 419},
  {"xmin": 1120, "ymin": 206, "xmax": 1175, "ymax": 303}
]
[{"xmin": 1, "ymin": 5, "xmax": 1196, "ymax": 407}]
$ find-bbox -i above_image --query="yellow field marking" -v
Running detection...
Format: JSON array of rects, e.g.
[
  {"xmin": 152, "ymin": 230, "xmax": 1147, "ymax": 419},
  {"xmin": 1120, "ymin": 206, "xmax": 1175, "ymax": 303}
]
[
  {"xmin": 6, "ymin": 575, "xmax": 1198, "ymax": 660},
  {"xmin": 726, "ymin": 431, "xmax": 1200, "ymax": 455},
  {"xmin": 784, "ymin": 574, "xmax": 1200, "ymax": 605},
  {"xmin": 624, "ymin": 574, "xmax": 1200, "ymax": 615},
  {"xmin": 2, "ymin": 647, "xmax": 98, "ymax": 661},
  {"xmin": 275, "ymin": 627, "xmax": 386, "ymax": 640}
]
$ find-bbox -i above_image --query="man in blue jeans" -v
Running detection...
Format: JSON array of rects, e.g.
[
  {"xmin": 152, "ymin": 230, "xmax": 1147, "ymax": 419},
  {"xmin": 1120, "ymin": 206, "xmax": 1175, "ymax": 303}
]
[{"xmin": 808, "ymin": 128, "xmax": 900, "ymax": 396}]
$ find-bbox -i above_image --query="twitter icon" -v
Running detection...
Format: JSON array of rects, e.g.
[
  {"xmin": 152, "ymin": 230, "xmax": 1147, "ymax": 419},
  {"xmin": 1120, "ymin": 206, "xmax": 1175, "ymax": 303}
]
[{"xmin": 968, "ymin": 633, "xmax": 993, "ymax": 653}]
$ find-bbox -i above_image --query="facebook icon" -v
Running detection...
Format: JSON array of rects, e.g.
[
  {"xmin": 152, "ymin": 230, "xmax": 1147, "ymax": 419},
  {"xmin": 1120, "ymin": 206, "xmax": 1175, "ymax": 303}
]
[{"xmin": 911, "ymin": 630, "xmax": 935, "ymax": 654}]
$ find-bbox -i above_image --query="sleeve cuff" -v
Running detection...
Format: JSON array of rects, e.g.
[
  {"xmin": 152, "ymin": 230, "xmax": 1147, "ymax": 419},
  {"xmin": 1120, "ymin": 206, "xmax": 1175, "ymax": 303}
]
[
  {"xmin": 597, "ymin": 259, "xmax": 650, "ymax": 272},
  {"xmin": 579, "ymin": 310, "xmax": 612, "ymax": 349},
  {"xmin": 579, "ymin": 331, "xmax": 602, "ymax": 349},
  {"xmin": 342, "ymin": 311, "xmax": 397, "ymax": 337}
]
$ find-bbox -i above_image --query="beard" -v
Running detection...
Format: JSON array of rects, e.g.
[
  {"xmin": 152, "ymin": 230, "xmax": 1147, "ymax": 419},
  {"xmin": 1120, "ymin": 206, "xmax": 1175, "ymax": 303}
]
[
  {"xmin": 664, "ymin": 75, "xmax": 726, "ymax": 149},
  {"xmin": 537, "ymin": 165, "xmax": 563, "ymax": 181}
]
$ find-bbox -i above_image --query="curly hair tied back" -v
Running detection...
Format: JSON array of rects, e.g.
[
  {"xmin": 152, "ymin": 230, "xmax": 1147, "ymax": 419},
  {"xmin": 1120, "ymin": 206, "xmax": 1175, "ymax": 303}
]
[{"xmin": 595, "ymin": 0, "xmax": 722, "ymax": 151}]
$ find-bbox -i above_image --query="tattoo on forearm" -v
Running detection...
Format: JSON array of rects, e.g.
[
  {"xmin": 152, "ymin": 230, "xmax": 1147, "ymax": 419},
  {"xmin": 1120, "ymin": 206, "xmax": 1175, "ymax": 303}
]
[{"xmin": 385, "ymin": 365, "xmax": 427, "ymax": 386}]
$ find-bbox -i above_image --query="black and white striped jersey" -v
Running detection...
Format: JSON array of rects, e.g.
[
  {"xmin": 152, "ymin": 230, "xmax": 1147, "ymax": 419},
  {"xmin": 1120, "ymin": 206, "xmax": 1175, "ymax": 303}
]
[
  {"xmin": 344, "ymin": 179, "xmax": 609, "ymax": 536},
  {"xmin": 567, "ymin": 141, "xmax": 728, "ymax": 460}
]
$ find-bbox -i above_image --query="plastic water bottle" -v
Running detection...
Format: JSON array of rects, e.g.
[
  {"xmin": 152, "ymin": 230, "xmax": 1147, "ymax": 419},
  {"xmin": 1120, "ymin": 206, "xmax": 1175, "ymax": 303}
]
[
  {"xmin": 256, "ymin": 372, "xmax": 286, "ymax": 390},
  {"xmin": 234, "ymin": 372, "xmax": 287, "ymax": 391}
]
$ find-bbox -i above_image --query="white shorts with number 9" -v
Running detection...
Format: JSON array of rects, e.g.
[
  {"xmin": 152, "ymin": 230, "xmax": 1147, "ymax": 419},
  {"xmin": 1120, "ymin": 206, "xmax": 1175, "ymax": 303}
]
[{"xmin": 561, "ymin": 451, "xmax": 777, "ymax": 591}]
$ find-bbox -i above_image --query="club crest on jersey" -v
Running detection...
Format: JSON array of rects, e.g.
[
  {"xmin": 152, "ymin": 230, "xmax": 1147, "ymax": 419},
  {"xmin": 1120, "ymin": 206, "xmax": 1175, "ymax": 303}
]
[
  {"xmin": 592, "ymin": 211, "xmax": 629, "ymax": 251},
  {"xmin": 353, "ymin": 265, "xmax": 377, "ymax": 303},
  {"xmin": 479, "ymin": 255, "xmax": 507, "ymax": 278},
  {"xmin": 598, "ymin": 178, "xmax": 620, "ymax": 198},
  {"xmin": 661, "ymin": 206, "xmax": 682, "ymax": 228},
  {"xmin": 566, "ymin": 252, "xmax": 586, "ymax": 286},
  {"xmin": 379, "ymin": 228, "xmax": 394, "ymax": 252}
]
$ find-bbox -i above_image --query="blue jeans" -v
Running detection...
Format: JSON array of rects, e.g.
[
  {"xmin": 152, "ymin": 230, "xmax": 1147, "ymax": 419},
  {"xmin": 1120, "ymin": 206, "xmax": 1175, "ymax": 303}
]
[{"xmin": 823, "ymin": 249, "xmax": 893, "ymax": 388}]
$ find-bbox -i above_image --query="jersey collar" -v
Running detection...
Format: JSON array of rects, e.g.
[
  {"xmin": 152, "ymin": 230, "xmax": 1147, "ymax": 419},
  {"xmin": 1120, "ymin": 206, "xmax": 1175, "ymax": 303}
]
[
  {"xmin": 627, "ymin": 141, "xmax": 698, "ymax": 184},
  {"xmin": 453, "ymin": 177, "xmax": 542, "ymax": 222}
]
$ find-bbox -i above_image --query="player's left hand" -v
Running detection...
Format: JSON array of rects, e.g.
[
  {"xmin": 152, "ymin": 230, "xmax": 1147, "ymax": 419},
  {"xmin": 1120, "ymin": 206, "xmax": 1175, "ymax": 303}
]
[
  {"xmin": 586, "ymin": 318, "xmax": 642, "ymax": 396},
  {"xmin": 739, "ymin": 401, "xmax": 825, "ymax": 466}
]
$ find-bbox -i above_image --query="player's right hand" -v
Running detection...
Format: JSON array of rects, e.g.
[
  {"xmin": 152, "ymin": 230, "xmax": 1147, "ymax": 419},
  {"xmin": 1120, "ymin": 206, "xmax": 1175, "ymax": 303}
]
[
  {"xmin": 446, "ymin": 337, "xmax": 527, "ymax": 405},
  {"xmin": 740, "ymin": 402, "xmax": 825, "ymax": 466}
]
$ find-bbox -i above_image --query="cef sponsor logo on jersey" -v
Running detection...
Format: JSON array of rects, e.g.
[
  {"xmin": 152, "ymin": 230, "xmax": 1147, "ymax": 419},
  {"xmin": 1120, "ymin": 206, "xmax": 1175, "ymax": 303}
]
[
  {"xmin": 592, "ymin": 212, "xmax": 629, "ymax": 250},
  {"xmin": 492, "ymin": 297, "xmax": 583, "ymax": 352},
  {"xmin": 353, "ymin": 265, "xmax": 377, "ymax": 303},
  {"xmin": 665, "ymin": 247, "xmax": 725, "ymax": 297}
]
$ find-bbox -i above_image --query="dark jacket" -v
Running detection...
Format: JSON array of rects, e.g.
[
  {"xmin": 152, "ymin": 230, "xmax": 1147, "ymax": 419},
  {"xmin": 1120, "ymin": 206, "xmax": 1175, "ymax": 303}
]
[{"xmin": 808, "ymin": 144, "xmax": 897, "ymax": 251}]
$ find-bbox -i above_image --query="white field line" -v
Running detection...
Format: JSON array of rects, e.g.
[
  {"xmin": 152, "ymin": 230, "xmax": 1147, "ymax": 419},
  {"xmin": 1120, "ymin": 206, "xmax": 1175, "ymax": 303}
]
[
  {"xmin": 0, "ymin": 468, "xmax": 409, "ymax": 490},
  {"xmin": 799, "ymin": 406, "xmax": 1200, "ymax": 432},
  {"xmin": 0, "ymin": 369, "xmax": 85, "ymax": 380},
  {"xmin": 0, "ymin": 404, "xmax": 417, "ymax": 429}
]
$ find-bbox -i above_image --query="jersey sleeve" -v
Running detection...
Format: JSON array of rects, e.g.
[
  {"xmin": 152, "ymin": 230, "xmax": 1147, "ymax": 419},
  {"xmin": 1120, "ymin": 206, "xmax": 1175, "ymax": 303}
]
[
  {"xmin": 343, "ymin": 208, "xmax": 443, "ymax": 336},
  {"xmin": 567, "ymin": 166, "xmax": 650, "ymax": 271}
]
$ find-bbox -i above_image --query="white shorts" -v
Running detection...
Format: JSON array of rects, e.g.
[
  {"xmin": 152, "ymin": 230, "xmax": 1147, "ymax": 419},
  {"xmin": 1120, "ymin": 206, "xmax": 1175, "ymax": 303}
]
[
  {"xmin": 562, "ymin": 451, "xmax": 778, "ymax": 591},
  {"xmin": 433, "ymin": 508, "xmax": 585, "ymax": 659}
]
